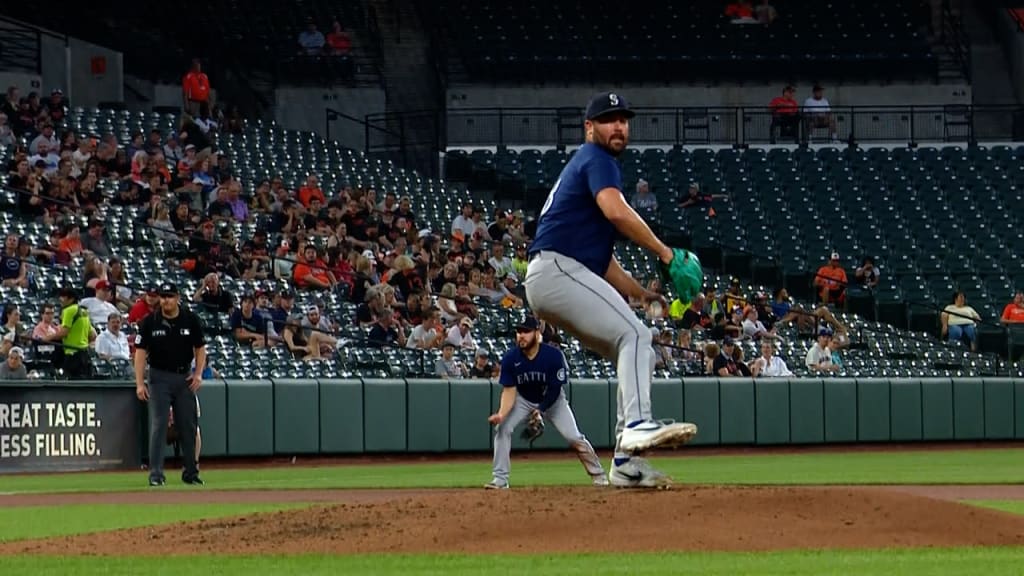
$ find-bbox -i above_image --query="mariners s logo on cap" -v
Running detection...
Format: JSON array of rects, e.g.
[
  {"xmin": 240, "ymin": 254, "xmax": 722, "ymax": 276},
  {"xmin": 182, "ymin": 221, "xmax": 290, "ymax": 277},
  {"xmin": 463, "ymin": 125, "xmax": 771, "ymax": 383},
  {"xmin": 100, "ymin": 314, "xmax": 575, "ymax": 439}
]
[{"xmin": 609, "ymin": 93, "xmax": 619, "ymax": 106}]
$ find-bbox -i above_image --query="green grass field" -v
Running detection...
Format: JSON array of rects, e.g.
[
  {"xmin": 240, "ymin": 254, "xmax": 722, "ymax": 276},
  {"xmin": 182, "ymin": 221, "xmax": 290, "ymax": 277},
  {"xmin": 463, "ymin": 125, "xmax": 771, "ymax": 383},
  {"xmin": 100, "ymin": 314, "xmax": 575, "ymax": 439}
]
[{"xmin": 1, "ymin": 448, "xmax": 1023, "ymax": 575}]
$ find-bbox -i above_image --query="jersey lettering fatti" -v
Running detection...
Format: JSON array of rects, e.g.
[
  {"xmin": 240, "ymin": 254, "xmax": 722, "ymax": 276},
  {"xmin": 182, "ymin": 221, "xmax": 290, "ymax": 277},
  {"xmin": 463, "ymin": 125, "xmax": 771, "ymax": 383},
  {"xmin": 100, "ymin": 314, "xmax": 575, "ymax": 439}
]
[
  {"xmin": 499, "ymin": 343, "xmax": 567, "ymax": 405},
  {"xmin": 528, "ymin": 142, "xmax": 622, "ymax": 276}
]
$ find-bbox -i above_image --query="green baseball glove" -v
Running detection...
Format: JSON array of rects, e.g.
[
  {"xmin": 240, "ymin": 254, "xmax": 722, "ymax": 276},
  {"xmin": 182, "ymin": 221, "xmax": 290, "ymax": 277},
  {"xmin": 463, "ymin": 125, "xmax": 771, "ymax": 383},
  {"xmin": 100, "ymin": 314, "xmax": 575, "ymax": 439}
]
[{"xmin": 658, "ymin": 248, "xmax": 704, "ymax": 304}]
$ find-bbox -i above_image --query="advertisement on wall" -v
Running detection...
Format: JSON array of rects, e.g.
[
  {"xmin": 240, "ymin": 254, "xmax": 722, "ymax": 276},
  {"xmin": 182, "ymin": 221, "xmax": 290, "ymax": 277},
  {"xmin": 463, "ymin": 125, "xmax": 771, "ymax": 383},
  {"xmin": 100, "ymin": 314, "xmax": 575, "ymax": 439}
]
[{"xmin": 0, "ymin": 386, "xmax": 140, "ymax": 473}]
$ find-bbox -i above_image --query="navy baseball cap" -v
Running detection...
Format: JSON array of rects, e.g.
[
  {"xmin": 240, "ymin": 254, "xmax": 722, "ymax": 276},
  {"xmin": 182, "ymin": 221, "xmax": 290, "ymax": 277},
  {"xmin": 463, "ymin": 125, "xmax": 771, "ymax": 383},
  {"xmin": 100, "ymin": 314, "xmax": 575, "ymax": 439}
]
[
  {"xmin": 723, "ymin": 336, "xmax": 736, "ymax": 346},
  {"xmin": 516, "ymin": 316, "xmax": 542, "ymax": 332},
  {"xmin": 585, "ymin": 91, "xmax": 635, "ymax": 121}
]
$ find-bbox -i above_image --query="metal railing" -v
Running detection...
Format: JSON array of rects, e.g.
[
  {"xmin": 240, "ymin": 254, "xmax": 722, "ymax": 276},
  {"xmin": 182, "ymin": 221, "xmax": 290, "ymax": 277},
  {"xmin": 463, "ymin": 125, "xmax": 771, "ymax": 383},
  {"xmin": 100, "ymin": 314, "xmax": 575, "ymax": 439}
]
[{"xmin": 362, "ymin": 104, "xmax": 1024, "ymax": 155}]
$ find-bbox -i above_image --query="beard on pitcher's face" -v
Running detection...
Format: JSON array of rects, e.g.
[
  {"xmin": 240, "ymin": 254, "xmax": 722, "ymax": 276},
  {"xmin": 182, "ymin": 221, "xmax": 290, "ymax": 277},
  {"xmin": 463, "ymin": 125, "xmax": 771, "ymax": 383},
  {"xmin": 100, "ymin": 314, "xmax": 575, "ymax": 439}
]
[{"xmin": 588, "ymin": 115, "xmax": 630, "ymax": 156}]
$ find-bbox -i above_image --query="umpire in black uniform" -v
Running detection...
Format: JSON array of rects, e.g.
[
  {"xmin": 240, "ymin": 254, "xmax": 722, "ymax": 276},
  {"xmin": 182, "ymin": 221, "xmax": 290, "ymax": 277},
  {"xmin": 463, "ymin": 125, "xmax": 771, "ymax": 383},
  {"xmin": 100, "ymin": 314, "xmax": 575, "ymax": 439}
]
[{"xmin": 134, "ymin": 282, "xmax": 207, "ymax": 486}]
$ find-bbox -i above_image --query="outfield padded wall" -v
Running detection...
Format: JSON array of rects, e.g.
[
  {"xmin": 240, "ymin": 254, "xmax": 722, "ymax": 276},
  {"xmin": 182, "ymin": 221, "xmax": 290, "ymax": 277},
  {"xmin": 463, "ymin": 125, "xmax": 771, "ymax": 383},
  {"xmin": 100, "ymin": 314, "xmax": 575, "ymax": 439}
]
[{"xmin": 117, "ymin": 377, "xmax": 1023, "ymax": 458}]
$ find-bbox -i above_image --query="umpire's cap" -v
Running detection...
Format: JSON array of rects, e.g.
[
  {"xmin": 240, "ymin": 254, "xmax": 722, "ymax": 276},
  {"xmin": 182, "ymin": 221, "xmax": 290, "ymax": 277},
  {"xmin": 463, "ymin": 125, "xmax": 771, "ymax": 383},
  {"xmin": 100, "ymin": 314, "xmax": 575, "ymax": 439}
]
[{"xmin": 585, "ymin": 91, "xmax": 635, "ymax": 121}]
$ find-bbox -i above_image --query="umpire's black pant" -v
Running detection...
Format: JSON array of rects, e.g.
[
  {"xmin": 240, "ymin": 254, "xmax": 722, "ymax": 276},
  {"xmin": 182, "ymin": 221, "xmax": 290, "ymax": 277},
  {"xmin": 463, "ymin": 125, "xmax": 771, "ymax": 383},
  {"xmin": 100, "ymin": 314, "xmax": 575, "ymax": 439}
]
[{"xmin": 148, "ymin": 367, "xmax": 199, "ymax": 482}]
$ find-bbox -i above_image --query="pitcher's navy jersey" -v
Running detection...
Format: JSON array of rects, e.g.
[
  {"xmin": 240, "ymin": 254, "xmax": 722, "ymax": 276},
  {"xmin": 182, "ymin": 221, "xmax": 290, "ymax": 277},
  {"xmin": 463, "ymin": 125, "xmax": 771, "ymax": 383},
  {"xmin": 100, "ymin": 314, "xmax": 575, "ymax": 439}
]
[
  {"xmin": 528, "ymin": 142, "xmax": 622, "ymax": 276},
  {"xmin": 499, "ymin": 343, "xmax": 568, "ymax": 412}
]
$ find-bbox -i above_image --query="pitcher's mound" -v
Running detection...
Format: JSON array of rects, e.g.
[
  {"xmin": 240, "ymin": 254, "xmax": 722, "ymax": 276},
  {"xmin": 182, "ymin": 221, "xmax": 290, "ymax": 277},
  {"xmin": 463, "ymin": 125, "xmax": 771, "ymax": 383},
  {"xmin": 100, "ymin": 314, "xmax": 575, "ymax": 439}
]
[{"xmin": 6, "ymin": 486, "xmax": 1024, "ymax": 555}]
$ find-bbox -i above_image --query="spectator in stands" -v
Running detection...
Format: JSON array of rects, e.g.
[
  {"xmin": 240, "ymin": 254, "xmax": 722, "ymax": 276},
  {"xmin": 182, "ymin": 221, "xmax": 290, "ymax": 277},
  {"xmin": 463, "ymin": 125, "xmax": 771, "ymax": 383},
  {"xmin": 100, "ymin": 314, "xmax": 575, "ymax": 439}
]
[
  {"xmin": 805, "ymin": 328, "xmax": 839, "ymax": 373},
  {"xmin": 451, "ymin": 202, "xmax": 476, "ymax": 239},
  {"xmin": 301, "ymin": 305, "xmax": 339, "ymax": 355},
  {"xmin": 511, "ymin": 243, "xmax": 529, "ymax": 279},
  {"xmin": 679, "ymin": 182, "xmax": 723, "ymax": 209},
  {"xmin": 755, "ymin": 0, "xmax": 777, "ymax": 24},
  {"xmin": 293, "ymin": 245, "xmax": 337, "ymax": 291},
  {"xmin": 769, "ymin": 86, "xmax": 800, "ymax": 143},
  {"xmin": 1001, "ymin": 291, "xmax": 1024, "ymax": 324},
  {"xmin": 299, "ymin": 176, "xmax": 325, "ymax": 210},
  {"xmin": 82, "ymin": 219, "xmax": 112, "ymax": 258},
  {"xmin": 730, "ymin": 344, "xmax": 753, "ymax": 376},
  {"xmin": 0, "ymin": 113, "xmax": 12, "ymax": 147},
  {"xmin": 854, "ymin": 256, "xmax": 880, "ymax": 291},
  {"xmin": 128, "ymin": 286, "xmax": 160, "ymax": 324},
  {"xmin": 0, "ymin": 234, "xmax": 27, "ymax": 289},
  {"xmin": 1, "ymin": 87, "xmax": 18, "ymax": 133},
  {"xmin": 163, "ymin": 134, "xmax": 183, "ymax": 166},
  {"xmin": 446, "ymin": 316, "xmax": 477, "ymax": 350},
  {"xmin": 814, "ymin": 252, "xmax": 847, "ymax": 306},
  {"xmin": 436, "ymin": 342, "xmax": 467, "ymax": 378},
  {"xmin": 741, "ymin": 306, "xmax": 776, "ymax": 340},
  {"xmin": 80, "ymin": 281, "xmax": 120, "ymax": 325},
  {"xmin": 751, "ymin": 340, "xmax": 792, "ymax": 377},
  {"xmin": 652, "ymin": 327, "xmax": 674, "ymax": 370},
  {"xmin": 941, "ymin": 291, "xmax": 981, "ymax": 351},
  {"xmin": 182, "ymin": 59, "xmax": 211, "ymax": 117},
  {"xmin": 47, "ymin": 89, "xmax": 66, "ymax": 123},
  {"xmin": 367, "ymin": 306, "xmax": 404, "ymax": 348},
  {"xmin": 29, "ymin": 123, "xmax": 58, "ymax": 155},
  {"xmin": 488, "ymin": 243, "xmax": 514, "ymax": 278},
  {"xmin": 0, "ymin": 347, "xmax": 27, "ymax": 380},
  {"xmin": 28, "ymin": 142, "xmax": 59, "ymax": 177},
  {"xmin": 192, "ymin": 272, "xmax": 235, "ymax": 314},
  {"xmin": 267, "ymin": 289, "xmax": 296, "ymax": 343},
  {"xmin": 0, "ymin": 303, "xmax": 25, "ymax": 354},
  {"xmin": 32, "ymin": 304, "xmax": 61, "ymax": 343},
  {"xmin": 195, "ymin": 103, "xmax": 218, "ymax": 135},
  {"xmin": 468, "ymin": 348, "xmax": 497, "ymax": 378},
  {"xmin": 803, "ymin": 85, "xmax": 837, "ymax": 143},
  {"xmin": 725, "ymin": 277, "xmax": 746, "ymax": 311},
  {"xmin": 231, "ymin": 294, "xmax": 268, "ymax": 348},
  {"xmin": 95, "ymin": 313, "xmax": 130, "ymax": 361},
  {"xmin": 714, "ymin": 337, "xmax": 743, "ymax": 376},
  {"xmin": 630, "ymin": 179, "xmax": 658, "ymax": 214},
  {"xmin": 282, "ymin": 315, "xmax": 323, "ymax": 362},
  {"xmin": 725, "ymin": 1, "xmax": 755, "ymax": 21},
  {"xmin": 326, "ymin": 21, "xmax": 352, "ymax": 55},
  {"xmin": 487, "ymin": 209, "xmax": 512, "ymax": 242},
  {"xmin": 407, "ymin": 307, "xmax": 445, "ymax": 350},
  {"xmin": 298, "ymin": 19, "xmax": 326, "ymax": 55}
]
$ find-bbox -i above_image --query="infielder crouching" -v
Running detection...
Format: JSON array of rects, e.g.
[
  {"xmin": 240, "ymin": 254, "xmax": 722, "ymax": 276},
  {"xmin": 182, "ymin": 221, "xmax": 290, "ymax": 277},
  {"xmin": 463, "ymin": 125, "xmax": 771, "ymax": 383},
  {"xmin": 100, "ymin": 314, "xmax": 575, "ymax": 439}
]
[{"xmin": 485, "ymin": 316, "xmax": 607, "ymax": 489}]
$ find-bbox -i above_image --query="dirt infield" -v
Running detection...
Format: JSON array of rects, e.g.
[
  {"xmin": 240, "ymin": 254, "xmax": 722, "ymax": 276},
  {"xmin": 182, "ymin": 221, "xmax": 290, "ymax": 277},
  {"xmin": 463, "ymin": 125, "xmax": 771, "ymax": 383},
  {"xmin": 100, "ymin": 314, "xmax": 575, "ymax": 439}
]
[{"xmin": 4, "ymin": 485, "xmax": 1024, "ymax": 555}]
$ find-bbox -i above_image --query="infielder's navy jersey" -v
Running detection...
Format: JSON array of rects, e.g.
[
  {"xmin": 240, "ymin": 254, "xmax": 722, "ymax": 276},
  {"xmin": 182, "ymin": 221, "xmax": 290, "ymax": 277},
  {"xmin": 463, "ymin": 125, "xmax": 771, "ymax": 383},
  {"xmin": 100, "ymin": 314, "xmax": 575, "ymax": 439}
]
[
  {"xmin": 529, "ymin": 143, "xmax": 621, "ymax": 276},
  {"xmin": 499, "ymin": 343, "xmax": 568, "ymax": 412}
]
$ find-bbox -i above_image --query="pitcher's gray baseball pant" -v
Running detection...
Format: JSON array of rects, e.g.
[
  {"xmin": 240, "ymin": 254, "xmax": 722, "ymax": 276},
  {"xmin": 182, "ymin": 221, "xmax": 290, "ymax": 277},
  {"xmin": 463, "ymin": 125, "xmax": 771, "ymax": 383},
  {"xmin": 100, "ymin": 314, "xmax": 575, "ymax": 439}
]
[{"xmin": 524, "ymin": 250, "xmax": 655, "ymax": 441}]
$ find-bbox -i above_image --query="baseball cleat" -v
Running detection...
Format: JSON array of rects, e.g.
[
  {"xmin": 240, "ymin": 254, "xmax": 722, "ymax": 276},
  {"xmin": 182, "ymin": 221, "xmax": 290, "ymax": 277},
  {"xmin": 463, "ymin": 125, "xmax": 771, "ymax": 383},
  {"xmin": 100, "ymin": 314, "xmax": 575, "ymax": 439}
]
[
  {"xmin": 618, "ymin": 419, "xmax": 697, "ymax": 453},
  {"xmin": 483, "ymin": 479, "xmax": 509, "ymax": 490},
  {"xmin": 592, "ymin": 474, "xmax": 611, "ymax": 487},
  {"xmin": 608, "ymin": 457, "xmax": 673, "ymax": 489}
]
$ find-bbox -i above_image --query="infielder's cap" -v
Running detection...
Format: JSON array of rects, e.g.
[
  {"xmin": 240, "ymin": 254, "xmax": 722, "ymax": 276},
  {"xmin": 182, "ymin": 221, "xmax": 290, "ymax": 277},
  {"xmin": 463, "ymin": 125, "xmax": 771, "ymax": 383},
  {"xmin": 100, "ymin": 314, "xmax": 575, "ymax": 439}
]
[
  {"xmin": 585, "ymin": 91, "xmax": 635, "ymax": 121},
  {"xmin": 515, "ymin": 316, "xmax": 541, "ymax": 332}
]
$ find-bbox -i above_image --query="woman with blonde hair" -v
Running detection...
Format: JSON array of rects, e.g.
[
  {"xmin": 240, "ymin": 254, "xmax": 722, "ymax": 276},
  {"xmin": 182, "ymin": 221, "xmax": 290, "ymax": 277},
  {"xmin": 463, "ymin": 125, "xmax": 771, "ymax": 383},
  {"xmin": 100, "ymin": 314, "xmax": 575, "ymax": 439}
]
[{"xmin": 437, "ymin": 282, "xmax": 461, "ymax": 324}]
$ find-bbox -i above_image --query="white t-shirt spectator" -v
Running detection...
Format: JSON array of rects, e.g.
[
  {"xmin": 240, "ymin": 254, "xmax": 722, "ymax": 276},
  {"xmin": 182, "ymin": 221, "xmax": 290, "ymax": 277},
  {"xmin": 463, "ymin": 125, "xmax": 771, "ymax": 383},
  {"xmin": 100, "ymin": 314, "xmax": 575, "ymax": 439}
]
[
  {"xmin": 805, "ymin": 342, "xmax": 833, "ymax": 370},
  {"xmin": 28, "ymin": 152, "xmax": 59, "ymax": 176},
  {"xmin": 435, "ymin": 356, "xmax": 464, "ymax": 378},
  {"xmin": 742, "ymin": 318, "xmax": 769, "ymax": 338},
  {"xmin": 753, "ymin": 355, "xmax": 793, "ymax": 377},
  {"xmin": 79, "ymin": 297, "xmax": 120, "ymax": 326},
  {"xmin": 451, "ymin": 215, "xmax": 476, "ymax": 239},
  {"xmin": 446, "ymin": 325, "xmax": 477, "ymax": 350},
  {"xmin": 804, "ymin": 96, "xmax": 831, "ymax": 113},
  {"xmin": 95, "ymin": 329, "xmax": 131, "ymax": 360},
  {"xmin": 29, "ymin": 133, "xmax": 59, "ymax": 155},
  {"xmin": 488, "ymin": 255, "xmax": 515, "ymax": 279},
  {"xmin": 406, "ymin": 324, "xmax": 439, "ymax": 349}
]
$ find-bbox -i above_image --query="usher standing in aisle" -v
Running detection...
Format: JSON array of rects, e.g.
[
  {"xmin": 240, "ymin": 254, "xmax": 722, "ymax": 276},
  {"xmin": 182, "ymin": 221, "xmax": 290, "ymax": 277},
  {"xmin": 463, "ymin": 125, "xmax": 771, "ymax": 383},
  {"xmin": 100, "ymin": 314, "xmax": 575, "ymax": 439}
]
[{"xmin": 134, "ymin": 282, "xmax": 207, "ymax": 487}]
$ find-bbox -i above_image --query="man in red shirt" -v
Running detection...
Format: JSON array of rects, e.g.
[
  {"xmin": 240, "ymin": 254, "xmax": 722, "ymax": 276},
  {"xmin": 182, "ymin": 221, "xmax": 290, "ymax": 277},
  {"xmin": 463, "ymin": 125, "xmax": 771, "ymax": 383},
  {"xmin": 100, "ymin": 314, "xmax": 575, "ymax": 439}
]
[
  {"xmin": 182, "ymin": 59, "xmax": 211, "ymax": 117},
  {"xmin": 1001, "ymin": 291, "xmax": 1024, "ymax": 324},
  {"xmin": 128, "ymin": 285, "xmax": 160, "ymax": 324},
  {"xmin": 769, "ymin": 85, "xmax": 800, "ymax": 143}
]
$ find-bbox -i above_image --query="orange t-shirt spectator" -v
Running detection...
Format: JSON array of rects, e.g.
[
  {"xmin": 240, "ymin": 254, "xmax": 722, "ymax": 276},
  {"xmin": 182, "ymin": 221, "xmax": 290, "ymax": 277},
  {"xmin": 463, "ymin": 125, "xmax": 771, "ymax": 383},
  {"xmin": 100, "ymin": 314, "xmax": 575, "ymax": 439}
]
[
  {"xmin": 182, "ymin": 59, "xmax": 211, "ymax": 115},
  {"xmin": 326, "ymin": 22, "xmax": 352, "ymax": 54},
  {"xmin": 725, "ymin": 2, "xmax": 754, "ymax": 19},
  {"xmin": 769, "ymin": 88, "xmax": 799, "ymax": 116},
  {"xmin": 815, "ymin": 253, "xmax": 848, "ymax": 305},
  {"xmin": 298, "ymin": 175, "xmax": 326, "ymax": 208},
  {"xmin": 293, "ymin": 245, "xmax": 334, "ymax": 289},
  {"xmin": 1001, "ymin": 292, "xmax": 1024, "ymax": 324}
]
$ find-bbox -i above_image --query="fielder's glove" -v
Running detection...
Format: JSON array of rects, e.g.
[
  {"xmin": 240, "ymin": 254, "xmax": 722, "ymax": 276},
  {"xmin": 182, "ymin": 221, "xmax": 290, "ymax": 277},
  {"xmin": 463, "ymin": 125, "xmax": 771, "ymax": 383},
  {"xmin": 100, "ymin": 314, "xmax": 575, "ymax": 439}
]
[
  {"xmin": 659, "ymin": 248, "xmax": 704, "ymax": 304},
  {"xmin": 520, "ymin": 409, "xmax": 545, "ymax": 447}
]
